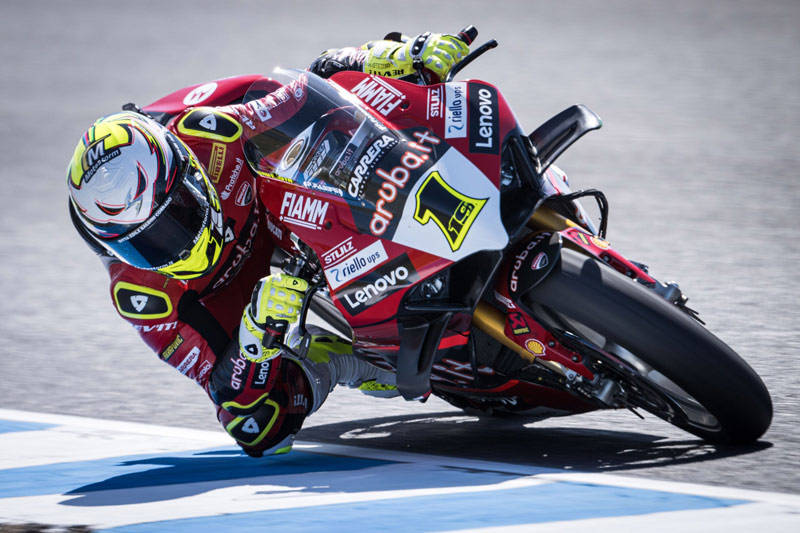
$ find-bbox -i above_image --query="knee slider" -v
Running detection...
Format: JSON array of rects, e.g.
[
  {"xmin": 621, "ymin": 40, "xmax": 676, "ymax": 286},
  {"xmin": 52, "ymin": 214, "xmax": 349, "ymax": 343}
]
[{"xmin": 222, "ymin": 393, "xmax": 281, "ymax": 448}]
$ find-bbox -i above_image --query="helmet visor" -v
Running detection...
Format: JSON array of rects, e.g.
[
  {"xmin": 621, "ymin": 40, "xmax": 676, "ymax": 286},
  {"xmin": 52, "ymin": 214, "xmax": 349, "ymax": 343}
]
[{"xmin": 101, "ymin": 162, "xmax": 216, "ymax": 271}]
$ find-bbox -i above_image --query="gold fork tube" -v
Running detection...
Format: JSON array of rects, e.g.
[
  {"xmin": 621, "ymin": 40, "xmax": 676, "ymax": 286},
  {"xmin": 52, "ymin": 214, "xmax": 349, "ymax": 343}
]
[
  {"xmin": 528, "ymin": 207, "xmax": 575, "ymax": 232},
  {"xmin": 472, "ymin": 301, "xmax": 568, "ymax": 376},
  {"xmin": 471, "ymin": 210, "xmax": 576, "ymax": 377},
  {"xmin": 472, "ymin": 301, "xmax": 535, "ymax": 362}
]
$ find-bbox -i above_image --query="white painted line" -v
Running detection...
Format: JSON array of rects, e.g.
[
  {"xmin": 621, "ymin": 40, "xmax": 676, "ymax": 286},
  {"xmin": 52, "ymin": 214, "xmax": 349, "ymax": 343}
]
[
  {"xmin": 4, "ymin": 408, "xmax": 800, "ymax": 506},
  {"xmin": 298, "ymin": 441, "xmax": 800, "ymax": 506},
  {"xmin": 442, "ymin": 503, "xmax": 800, "ymax": 533},
  {"xmin": 0, "ymin": 408, "xmax": 231, "ymax": 442}
]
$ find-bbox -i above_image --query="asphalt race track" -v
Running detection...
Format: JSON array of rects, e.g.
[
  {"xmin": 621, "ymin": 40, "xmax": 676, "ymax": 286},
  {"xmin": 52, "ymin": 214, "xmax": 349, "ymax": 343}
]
[{"xmin": 1, "ymin": 0, "xmax": 798, "ymax": 517}]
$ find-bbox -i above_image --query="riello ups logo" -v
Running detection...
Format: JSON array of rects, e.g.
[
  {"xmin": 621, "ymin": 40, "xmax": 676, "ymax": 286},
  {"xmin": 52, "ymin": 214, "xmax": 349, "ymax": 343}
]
[
  {"xmin": 337, "ymin": 254, "xmax": 420, "ymax": 316},
  {"xmin": 468, "ymin": 84, "xmax": 499, "ymax": 154}
]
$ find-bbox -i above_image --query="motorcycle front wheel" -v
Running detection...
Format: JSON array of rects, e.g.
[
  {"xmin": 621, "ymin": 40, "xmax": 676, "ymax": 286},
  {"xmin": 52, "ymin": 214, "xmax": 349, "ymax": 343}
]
[{"xmin": 522, "ymin": 249, "xmax": 773, "ymax": 444}]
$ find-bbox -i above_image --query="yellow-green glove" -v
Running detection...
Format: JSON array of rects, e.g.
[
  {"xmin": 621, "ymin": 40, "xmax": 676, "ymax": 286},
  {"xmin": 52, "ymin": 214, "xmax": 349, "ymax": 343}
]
[
  {"xmin": 239, "ymin": 274, "xmax": 309, "ymax": 362},
  {"xmin": 364, "ymin": 32, "xmax": 470, "ymax": 83}
]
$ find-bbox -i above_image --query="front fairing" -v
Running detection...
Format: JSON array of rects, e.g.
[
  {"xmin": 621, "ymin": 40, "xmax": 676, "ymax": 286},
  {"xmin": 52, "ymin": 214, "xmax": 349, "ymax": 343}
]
[
  {"xmin": 242, "ymin": 70, "xmax": 555, "ymax": 400},
  {"xmin": 242, "ymin": 69, "xmax": 508, "ymax": 265}
]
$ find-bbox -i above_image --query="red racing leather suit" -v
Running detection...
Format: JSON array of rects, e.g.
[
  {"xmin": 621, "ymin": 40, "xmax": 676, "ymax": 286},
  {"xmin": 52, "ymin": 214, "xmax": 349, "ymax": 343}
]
[{"xmin": 71, "ymin": 47, "xmax": 389, "ymax": 457}]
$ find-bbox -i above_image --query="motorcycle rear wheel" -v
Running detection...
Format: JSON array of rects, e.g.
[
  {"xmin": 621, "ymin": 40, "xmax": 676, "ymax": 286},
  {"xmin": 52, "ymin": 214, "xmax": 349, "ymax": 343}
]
[{"xmin": 522, "ymin": 249, "xmax": 772, "ymax": 444}]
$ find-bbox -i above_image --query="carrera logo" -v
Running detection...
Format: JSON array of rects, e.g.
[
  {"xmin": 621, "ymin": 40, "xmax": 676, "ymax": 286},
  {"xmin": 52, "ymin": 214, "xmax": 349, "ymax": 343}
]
[
  {"xmin": 445, "ymin": 82, "xmax": 467, "ymax": 139},
  {"xmin": 324, "ymin": 239, "xmax": 389, "ymax": 290},
  {"xmin": 428, "ymin": 87, "xmax": 443, "ymax": 119},
  {"xmin": 350, "ymin": 75, "xmax": 406, "ymax": 116},
  {"xmin": 220, "ymin": 158, "xmax": 243, "ymax": 200},
  {"xmin": 279, "ymin": 192, "xmax": 329, "ymax": 230},
  {"xmin": 338, "ymin": 254, "xmax": 419, "ymax": 315},
  {"xmin": 348, "ymin": 134, "xmax": 396, "ymax": 198},
  {"xmin": 208, "ymin": 143, "xmax": 226, "ymax": 182},
  {"xmin": 468, "ymin": 84, "xmax": 499, "ymax": 153},
  {"xmin": 177, "ymin": 346, "xmax": 200, "ymax": 375},
  {"xmin": 370, "ymin": 130, "xmax": 440, "ymax": 236}
]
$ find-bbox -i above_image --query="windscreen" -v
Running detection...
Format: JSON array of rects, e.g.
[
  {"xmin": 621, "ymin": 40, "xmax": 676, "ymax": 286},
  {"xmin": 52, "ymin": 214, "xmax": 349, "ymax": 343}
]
[{"xmin": 241, "ymin": 69, "xmax": 400, "ymax": 200}]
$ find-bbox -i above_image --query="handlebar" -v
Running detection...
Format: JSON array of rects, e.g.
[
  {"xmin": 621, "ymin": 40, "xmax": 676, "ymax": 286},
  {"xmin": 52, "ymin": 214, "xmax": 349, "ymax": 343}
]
[
  {"xmin": 455, "ymin": 25, "xmax": 478, "ymax": 46},
  {"xmin": 445, "ymin": 26, "xmax": 498, "ymax": 83}
]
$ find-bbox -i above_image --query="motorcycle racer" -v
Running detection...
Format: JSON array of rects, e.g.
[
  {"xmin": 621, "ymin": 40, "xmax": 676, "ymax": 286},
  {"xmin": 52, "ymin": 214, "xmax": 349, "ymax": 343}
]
[{"xmin": 66, "ymin": 32, "xmax": 469, "ymax": 457}]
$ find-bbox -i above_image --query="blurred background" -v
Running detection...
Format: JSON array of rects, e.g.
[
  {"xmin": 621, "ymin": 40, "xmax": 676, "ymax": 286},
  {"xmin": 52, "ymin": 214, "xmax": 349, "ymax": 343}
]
[{"xmin": 1, "ymin": 0, "xmax": 798, "ymax": 493}]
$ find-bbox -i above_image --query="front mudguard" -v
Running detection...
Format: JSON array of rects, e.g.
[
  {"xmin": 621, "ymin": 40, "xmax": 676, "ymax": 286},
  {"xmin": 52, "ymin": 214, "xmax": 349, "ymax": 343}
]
[
  {"xmin": 485, "ymin": 226, "xmax": 656, "ymax": 376},
  {"xmin": 495, "ymin": 225, "xmax": 656, "ymax": 310}
]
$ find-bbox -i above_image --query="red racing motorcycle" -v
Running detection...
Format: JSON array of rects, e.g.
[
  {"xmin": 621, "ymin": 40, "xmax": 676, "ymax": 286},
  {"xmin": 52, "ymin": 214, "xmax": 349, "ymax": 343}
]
[{"xmin": 147, "ymin": 28, "xmax": 772, "ymax": 444}]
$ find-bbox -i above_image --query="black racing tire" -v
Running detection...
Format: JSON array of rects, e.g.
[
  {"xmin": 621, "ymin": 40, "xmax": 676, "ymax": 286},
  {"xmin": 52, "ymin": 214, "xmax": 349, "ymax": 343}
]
[{"xmin": 521, "ymin": 249, "xmax": 773, "ymax": 444}]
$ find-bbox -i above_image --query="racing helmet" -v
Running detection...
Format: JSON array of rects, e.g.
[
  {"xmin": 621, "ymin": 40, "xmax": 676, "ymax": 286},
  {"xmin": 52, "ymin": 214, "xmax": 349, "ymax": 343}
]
[{"xmin": 67, "ymin": 112, "xmax": 224, "ymax": 279}]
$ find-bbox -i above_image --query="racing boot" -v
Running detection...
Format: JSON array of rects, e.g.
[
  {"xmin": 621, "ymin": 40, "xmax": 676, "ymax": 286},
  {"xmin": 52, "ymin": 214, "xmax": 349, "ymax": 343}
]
[{"xmin": 285, "ymin": 325, "xmax": 399, "ymax": 414}]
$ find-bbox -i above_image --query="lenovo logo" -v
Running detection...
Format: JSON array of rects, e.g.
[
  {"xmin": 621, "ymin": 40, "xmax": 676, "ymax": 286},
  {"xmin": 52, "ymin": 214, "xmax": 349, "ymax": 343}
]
[{"xmin": 337, "ymin": 254, "xmax": 419, "ymax": 315}]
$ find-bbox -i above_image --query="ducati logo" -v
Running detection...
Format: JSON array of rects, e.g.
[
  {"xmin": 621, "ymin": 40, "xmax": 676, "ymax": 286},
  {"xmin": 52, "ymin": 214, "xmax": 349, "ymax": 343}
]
[
  {"xmin": 130, "ymin": 295, "xmax": 148, "ymax": 312},
  {"xmin": 531, "ymin": 252, "xmax": 549, "ymax": 270}
]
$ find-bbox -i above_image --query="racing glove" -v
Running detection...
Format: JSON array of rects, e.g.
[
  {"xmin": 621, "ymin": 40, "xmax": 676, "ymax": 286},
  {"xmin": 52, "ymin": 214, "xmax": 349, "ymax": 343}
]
[
  {"xmin": 239, "ymin": 274, "xmax": 309, "ymax": 363},
  {"xmin": 364, "ymin": 32, "xmax": 470, "ymax": 83}
]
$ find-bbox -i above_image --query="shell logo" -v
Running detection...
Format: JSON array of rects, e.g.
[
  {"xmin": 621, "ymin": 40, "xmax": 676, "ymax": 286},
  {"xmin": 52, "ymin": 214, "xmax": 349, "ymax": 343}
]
[
  {"xmin": 590, "ymin": 236, "xmax": 610, "ymax": 249},
  {"xmin": 525, "ymin": 339, "xmax": 546, "ymax": 355}
]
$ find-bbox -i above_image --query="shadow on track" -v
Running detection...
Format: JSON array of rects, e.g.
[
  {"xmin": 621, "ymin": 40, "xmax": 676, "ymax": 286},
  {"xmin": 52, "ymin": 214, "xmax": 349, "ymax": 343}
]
[{"xmin": 300, "ymin": 411, "xmax": 772, "ymax": 472}]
